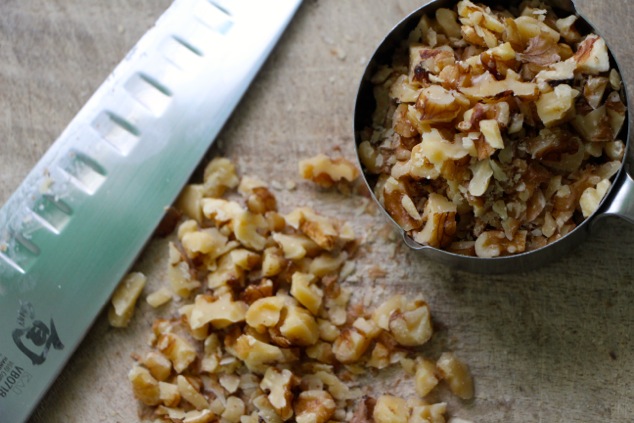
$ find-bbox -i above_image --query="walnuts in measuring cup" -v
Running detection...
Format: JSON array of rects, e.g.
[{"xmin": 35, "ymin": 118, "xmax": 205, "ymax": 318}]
[{"xmin": 359, "ymin": 0, "xmax": 627, "ymax": 257}]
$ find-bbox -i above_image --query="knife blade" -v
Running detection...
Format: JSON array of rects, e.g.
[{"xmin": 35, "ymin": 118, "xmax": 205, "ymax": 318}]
[{"xmin": 0, "ymin": 0, "xmax": 301, "ymax": 421}]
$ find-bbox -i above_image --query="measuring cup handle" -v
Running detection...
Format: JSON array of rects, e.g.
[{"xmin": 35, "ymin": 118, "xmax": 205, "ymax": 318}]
[
  {"xmin": 598, "ymin": 170, "xmax": 634, "ymax": 225},
  {"xmin": 402, "ymin": 232, "xmax": 425, "ymax": 250}
]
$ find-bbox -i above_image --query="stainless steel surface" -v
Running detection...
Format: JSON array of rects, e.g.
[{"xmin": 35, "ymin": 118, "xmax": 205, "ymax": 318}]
[
  {"xmin": 599, "ymin": 171, "xmax": 634, "ymax": 225},
  {"xmin": 0, "ymin": 0, "xmax": 301, "ymax": 421},
  {"xmin": 353, "ymin": 0, "xmax": 631, "ymax": 274}
]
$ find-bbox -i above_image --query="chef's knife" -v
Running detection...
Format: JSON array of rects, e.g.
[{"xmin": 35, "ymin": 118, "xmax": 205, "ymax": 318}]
[{"xmin": 0, "ymin": 0, "xmax": 301, "ymax": 421}]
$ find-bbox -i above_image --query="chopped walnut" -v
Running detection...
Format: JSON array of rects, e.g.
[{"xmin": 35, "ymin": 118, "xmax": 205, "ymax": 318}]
[
  {"xmin": 175, "ymin": 184, "xmax": 205, "ymax": 223},
  {"xmin": 161, "ymin": 408, "xmax": 215, "ymax": 423},
  {"xmin": 372, "ymin": 294, "xmax": 433, "ymax": 347},
  {"xmin": 299, "ymin": 154, "xmax": 360, "ymax": 188},
  {"xmin": 474, "ymin": 229, "xmax": 527, "ymax": 258},
  {"xmin": 410, "ymin": 401, "xmax": 447, "ymax": 423},
  {"xmin": 414, "ymin": 193, "xmax": 458, "ymax": 248},
  {"xmin": 415, "ymin": 85, "xmax": 469, "ymax": 123},
  {"xmin": 252, "ymin": 395, "xmax": 282, "ymax": 423},
  {"xmin": 309, "ymin": 252, "xmax": 348, "ymax": 277},
  {"xmin": 245, "ymin": 296, "xmax": 285, "ymax": 332},
  {"xmin": 146, "ymin": 287, "xmax": 173, "ymax": 308},
  {"xmin": 202, "ymin": 157, "xmax": 239, "ymax": 198},
  {"xmin": 200, "ymin": 333, "xmax": 222, "ymax": 374},
  {"xmin": 181, "ymin": 227, "xmax": 228, "ymax": 260},
  {"xmin": 373, "ymin": 395, "xmax": 409, "ymax": 423},
  {"xmin": 176, "ymin": 375, "xmax": 209, "ymax": 410},
  {"xmin": 167, "ymin": 242, "xmax": 200, "ymax": 297},
  {"xmin": 575, "ymin": 34, "xmax": 610, "ymax": 75},
  {"xmin": 189, "ymin": 294, "xmax": 248, "ymax": 330},
  {"xmin": 158, "ymin": 381, "xmax": 180, "ymax": 407},
  {"xmin": 131, "ymin": 159, "xmax": 475, "ymax": 421},
  {"xmin": 317, "ymin": 318, "xmax": 340, "ymax": 343},
  {"xmin": 579, "ymin": 179, "xmax": 611, "ymax": 218},
  {"xmin": 294, "ymin": 389, "xmax": 337, "ymax": 423},
  {"xmin": 291, "ymin": 272, "xmax": 323, "ymax": 315},
  {"xmin": 200, "ymin": 197, "xmax": 244, "ymax": 224},
  {"xmin": 260, "ymin": 367, "xmax": 297, "ymax": 420},
  {"xmin": 584, "ymin": 76, "xmax": 609, "ymax": 110},
  {"xmin": 536, "ymin": 84, "xmax": 579, "ymax": 127},
  {"xmin": 286, "ymin": 207, "xmax": 340, "ymax": 250},
  {"xmin": 229, "ymin": 334, "xmax": 287, "ymax": 373},
  {"xmin": 388, "ymin": 297, "xmax": 433, "ymax": 347},
  {"xmin": 142, "ymin": 351, "xmax": 172, "ymax": 382},
  {"xmin": 367, "ymin": 342, "xmax": 392, "ymax": 370},
  {"xmin": 238, "ymin": 176, "xmax": 278, "ymax": 214},
  {"xmin": 314, "ymin": 370, "xmax": 359, "ymax": 401},
  {"xmin": 273, "ymin": 232, "xmax": 320, "ymax": 261},
  {"xmin": 222, "ymin": 396, "xmax": 245, "ymax": 423},
  {"xmin": 467, "ymin": 159, "xmax": 493, "ymax": 197},
  {"xmin": 232, "ymin": 210, "xmax": 268, "ymax": 251},
  {"xmin": 358, "ymin": 140, "xmax": 385, "ymax": 174},
  {"xmin": 129, "ymin": 365, "xmax": 160, "ymax": 406},
  {"xmin": 257, "ymin": 249, "xmax": 283, "ymax": 280},
  {"xmin": 156, "ymin": 331, "xmax": 198, "ymax": 374},
  {"xmin": 556, "ymin": 15, "xmax": 582, "ymax": 43},
  {"xmin": 479, "ymin": 119, "xmax": 504, "ymax": 149},
  {"xmin": 108, "ymin": 272, "xmax": 146, "ymax": 328},
  {"xmin": 332, "ymin": 327, "xmax": 372, "ymax": 364},
  {"xmin": 436, "ymin": 352, "xmax": 474, "ymax": 400},
  {"xmin": 459, "ymin": 71, "xmax": 539, "ymax": 100},
  {"xmin": 414, "ymin": 358, "xmax": 439, "ymax": 398},
  {"xmin": 279, "ymin": 304, "xmax": 320, "ymax": 346},
  {"xmin": 359, "ymin": 0, "xmax": 626, "ymax": 256},
  {"xmin": 206, "ymin": 252, "xmax": 244, "ymax": 289},
  {"xmin": 309, "ymin": 341, "xmax": 337, "ymax": 364}
]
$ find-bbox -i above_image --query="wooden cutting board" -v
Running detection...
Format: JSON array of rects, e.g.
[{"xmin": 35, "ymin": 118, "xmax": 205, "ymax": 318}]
[{"xmin": 2, "ymin": 0, "xmax": 634, "ymax": 421}]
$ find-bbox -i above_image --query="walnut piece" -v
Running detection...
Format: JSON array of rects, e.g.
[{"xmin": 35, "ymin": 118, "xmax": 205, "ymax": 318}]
[
  {"xmin": 414, "ymin": 193, "xmax": 457, "ymax": 248},
  {"xmin": 294, "ymin": 390, "xmax": 337, "ymax": 423},
  {"xmin": 142, "ymin": 351, "xmax": 172, "ymax": 382},
  {"xmin": 436, "ymin": 352, "xmax": 474, "ymax": 400},
  {"xmin": 291, "ymin": 272, "xmax": 323, "ymax": 315},
  {"xmin": 245, "ymin": 296, "xmax": 285, "ymax": 332},
  {"xmin": 372, "ymin": 295, "xmax": 433, "ymax": 347},
  {"xmin": 474, "ymin": 230, "xmax": 527, "ymax": 258},
  {"xmin": 129, "ymin": 365, "xmax": 160, "ymax": 406},
  {"xmin": 108, "ymin": 272, "xmax": 146, "ymax": 328},
  {"xmin": 156, "ymin": 332, "xmax": 197, "ymax": 374},
  {"xmin": 415, "ymin": 359, "xmax": 439, "ymax": 398},
  {"xmin": 177, "ymin": 375, "xmax": 209, "ymax": 410},
  {"xmin": 579, "ymin": 179, "xmax": 611, "ymax": 218},
  {"xmin": 373, "ymin": 395, "xmax": 409, "ymax": 423},
  {"xmin": 260, "ymin": 367, "xmax": 297, "ymax": 420},
  {"xmin": 279, "ymin": 304, "xmax": 320, "ymax": 346},
  {"xmin": 202, "ymin": 157, "xmax": 239, "ymax": 197},
  {"xmin": 189, "ymin": 294, "xmax": 248, "ymax": 330},
  {"xmin": 146, "ymin": 287, "xmax": 173, "ymax": 308},
  {"xmin": 299, "ymin": 154, "xmax": 360, "ymax": 187}
]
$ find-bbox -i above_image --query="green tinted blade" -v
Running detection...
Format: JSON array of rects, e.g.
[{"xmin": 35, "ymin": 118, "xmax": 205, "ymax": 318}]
[{"xmin": 0, "ymin": 0, "xmax": 301, "ymax": 421}]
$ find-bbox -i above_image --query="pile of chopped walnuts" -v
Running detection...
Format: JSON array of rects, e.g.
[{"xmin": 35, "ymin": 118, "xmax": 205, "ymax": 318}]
[
  {"xmin": 358, "ymin": 0, "xmax": 627, "ymax": 257},
  {"xmin": 121, "ymin": 156, "xmax": 474, "ymax": 423}
]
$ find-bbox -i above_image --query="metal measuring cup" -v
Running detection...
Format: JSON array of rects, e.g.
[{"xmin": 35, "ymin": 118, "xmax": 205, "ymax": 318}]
[{"xmin": 353, "ymin": 0, "xmax": 632, "ymax": 273}]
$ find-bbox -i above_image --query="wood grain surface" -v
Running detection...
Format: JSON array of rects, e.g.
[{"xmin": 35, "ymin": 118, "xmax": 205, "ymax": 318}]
[{"xmin": 2, "ymin": 0, "xmax": 634, "ymax": 422}]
